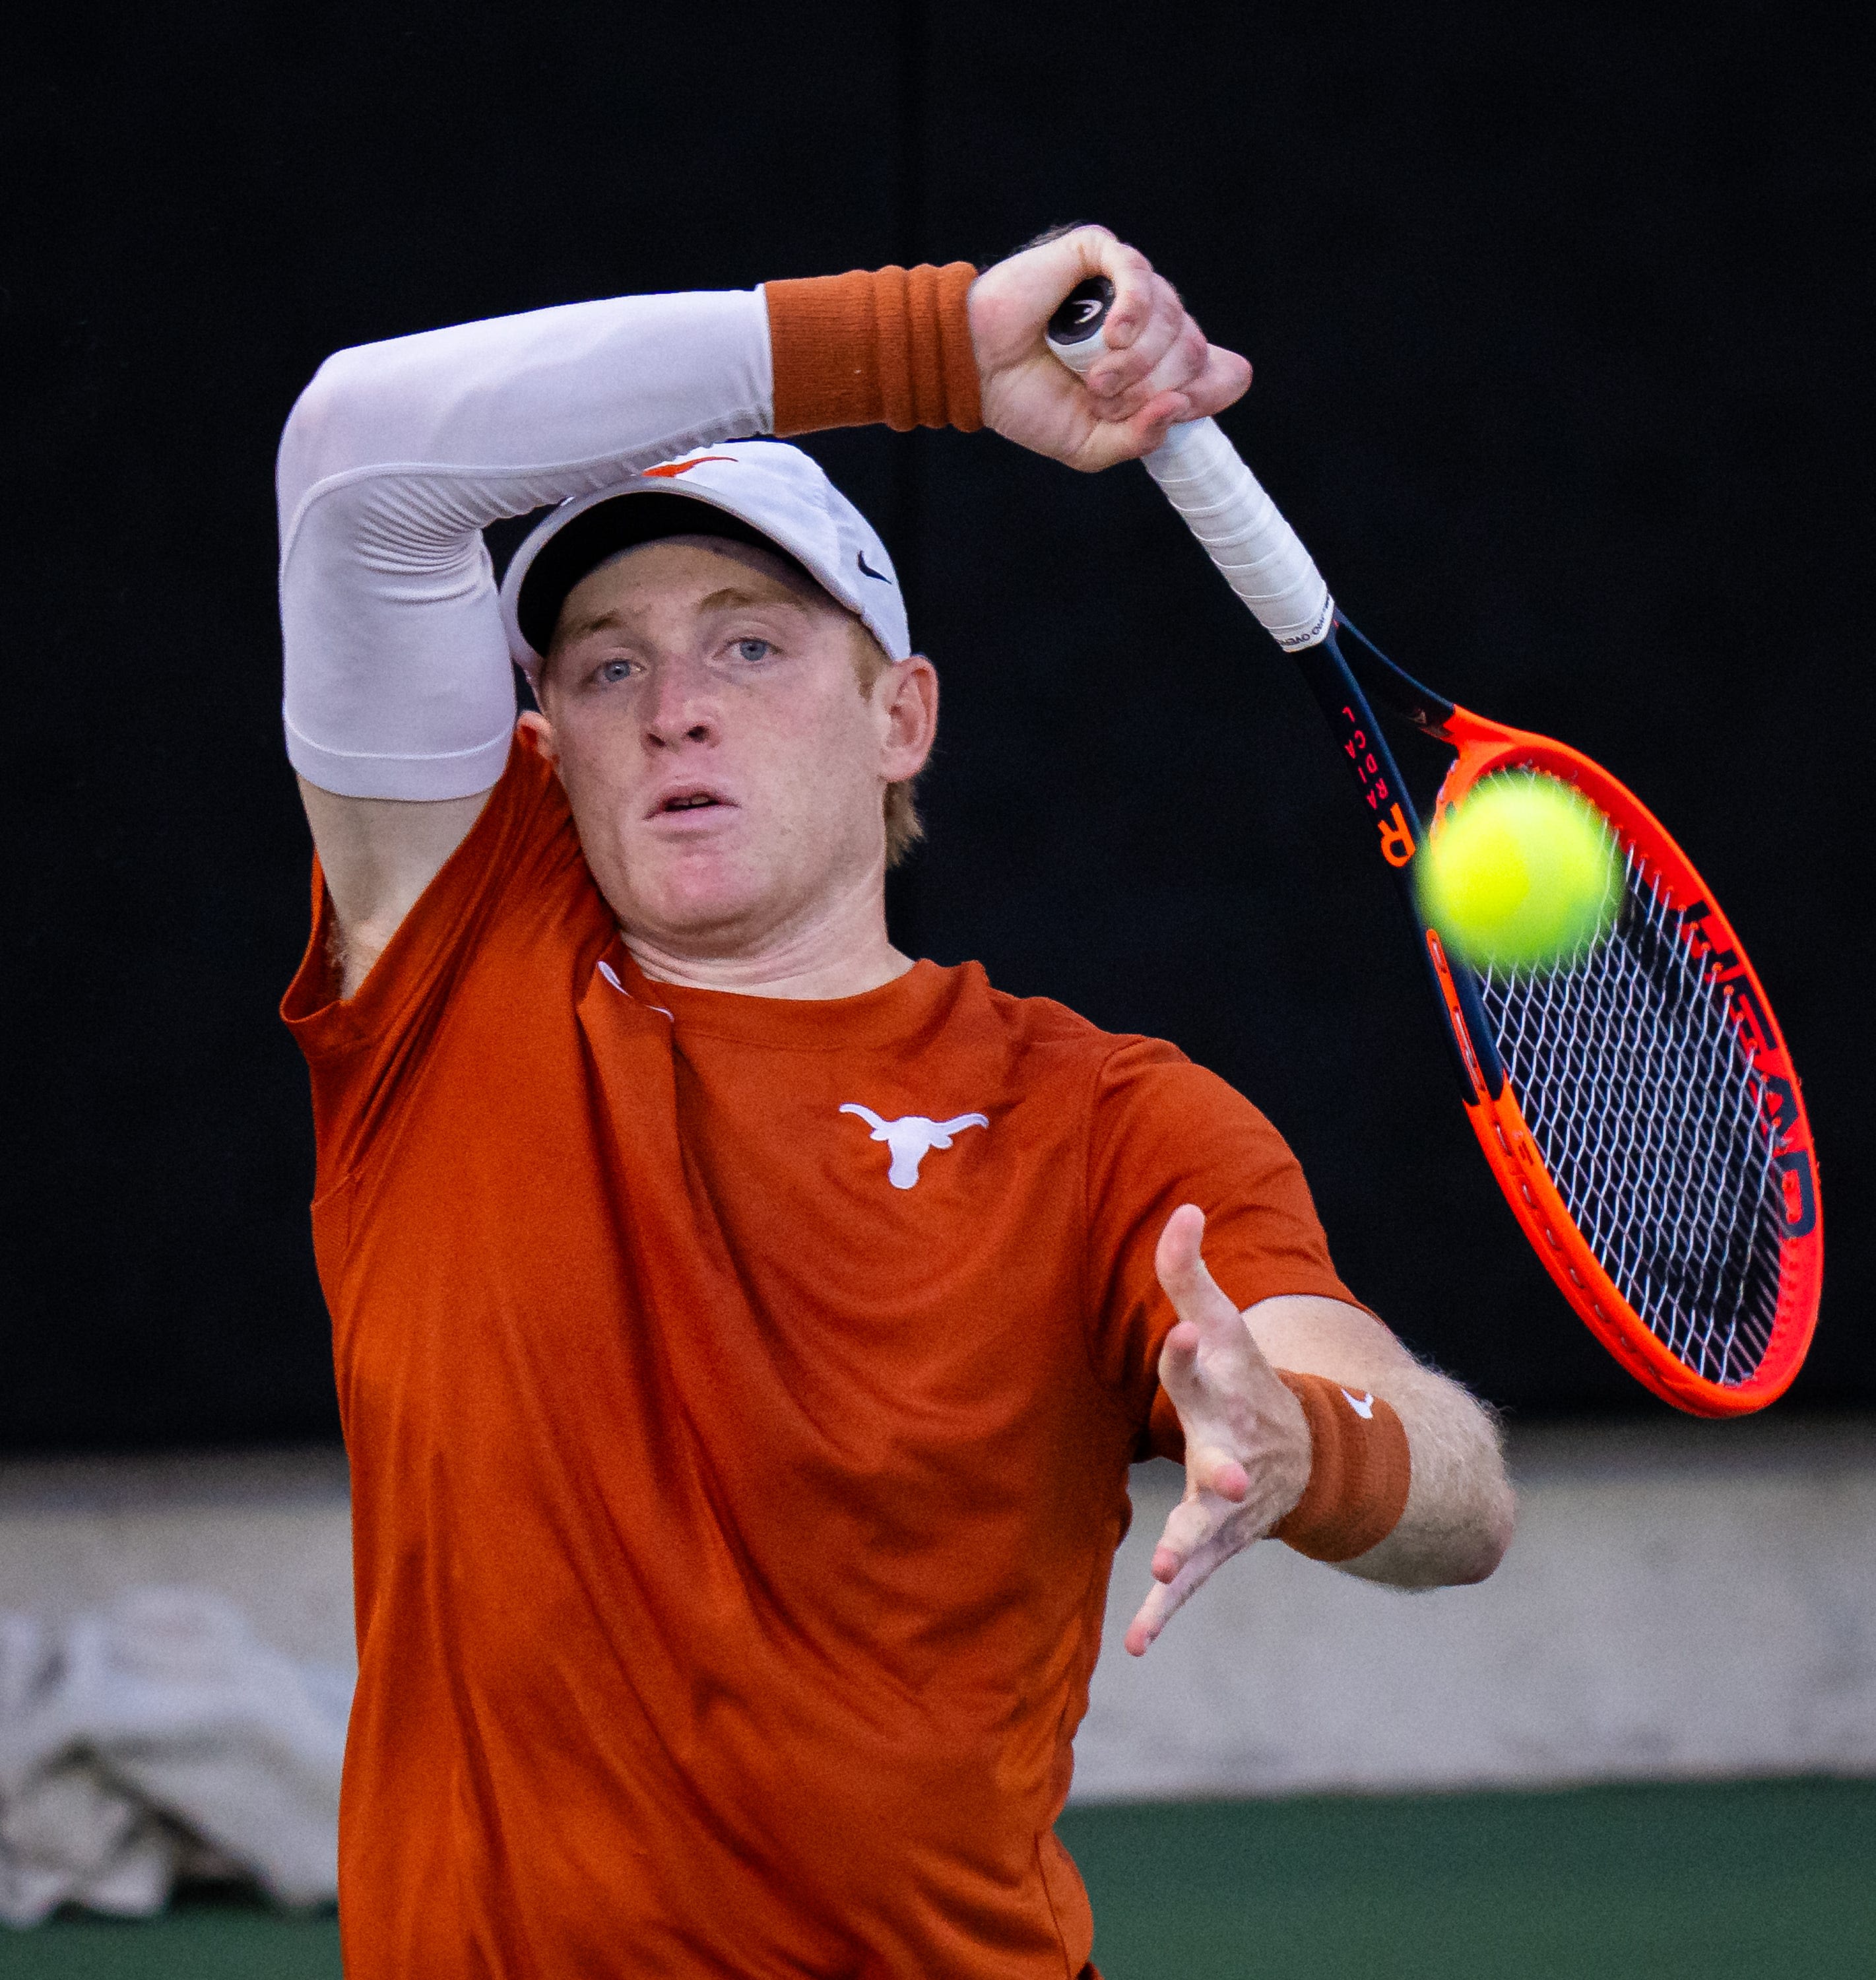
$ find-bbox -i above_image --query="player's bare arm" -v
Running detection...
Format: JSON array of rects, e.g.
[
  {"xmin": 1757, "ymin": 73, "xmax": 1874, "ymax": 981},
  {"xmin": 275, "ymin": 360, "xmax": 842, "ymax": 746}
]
[
  {"xmin": 290, "ymin": 225, "xmax": 1246, "ymax": 996},
  {"xmin": 1126, "ymin": 1203, "xmax": 1515, "ymax": 1657},
  {"xmin": 296, "ymin": 781, "xmax": 491, "ymax": 996}
]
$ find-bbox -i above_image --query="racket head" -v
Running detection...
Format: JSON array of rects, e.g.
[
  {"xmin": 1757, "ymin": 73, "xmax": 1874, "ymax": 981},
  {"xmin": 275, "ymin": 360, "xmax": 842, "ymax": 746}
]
[{"xmin": 1427, "ymin": 707, "xmax": 1821, "ymax": 1416}]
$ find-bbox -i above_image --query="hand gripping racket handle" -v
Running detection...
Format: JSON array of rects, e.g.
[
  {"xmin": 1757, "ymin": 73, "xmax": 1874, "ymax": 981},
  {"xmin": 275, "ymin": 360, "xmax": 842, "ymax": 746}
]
[{"xmin": 1045, "ymin": 279, "xmax": 1335, "ymax": 651}]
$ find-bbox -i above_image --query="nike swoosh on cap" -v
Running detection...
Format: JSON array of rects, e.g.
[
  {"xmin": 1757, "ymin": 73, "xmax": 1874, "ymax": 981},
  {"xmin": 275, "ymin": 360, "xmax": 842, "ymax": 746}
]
[
  {"xmin": 641, "ymin": 457, "xmax": 732, "ymax": 479},
  {"xmin": 856, "ymin": 550, "xmax": 891, "ymax": 582}
]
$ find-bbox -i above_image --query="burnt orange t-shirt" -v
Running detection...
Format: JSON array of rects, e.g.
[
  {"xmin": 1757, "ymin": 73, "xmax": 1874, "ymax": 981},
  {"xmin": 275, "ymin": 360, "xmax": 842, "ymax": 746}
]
[{"xmin": 284, "ymin": 733, "xmax": 1359, "ymax": 1977}]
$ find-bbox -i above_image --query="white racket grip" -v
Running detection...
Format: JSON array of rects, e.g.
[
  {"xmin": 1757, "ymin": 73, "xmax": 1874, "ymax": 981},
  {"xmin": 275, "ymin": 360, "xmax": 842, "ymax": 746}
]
[
  {"xmin": 1141, "ymin": 418, "xmax": 1335, "ymax": 650},
  {"xmin": 1046, "ymin": 296, "xmax": 1334, "ymax": 649}
]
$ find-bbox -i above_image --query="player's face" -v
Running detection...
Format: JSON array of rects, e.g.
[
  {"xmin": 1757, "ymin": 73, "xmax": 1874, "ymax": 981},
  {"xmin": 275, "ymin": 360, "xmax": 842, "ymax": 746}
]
[{"xmin": 528, "ymin": 537, "xmax": 934, "ymax": 956}]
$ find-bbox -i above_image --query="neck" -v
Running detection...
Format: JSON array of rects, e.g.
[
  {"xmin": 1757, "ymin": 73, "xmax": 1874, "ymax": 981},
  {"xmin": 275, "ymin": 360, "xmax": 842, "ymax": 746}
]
[{"xmin": 622, "ymin": 871, "xmax": 913, "ymax": 1001}]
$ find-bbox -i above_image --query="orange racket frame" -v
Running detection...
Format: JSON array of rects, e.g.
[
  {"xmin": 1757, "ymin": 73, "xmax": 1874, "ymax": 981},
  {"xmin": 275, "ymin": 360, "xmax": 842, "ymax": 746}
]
[
  {"xmin": 1041, "ymin": 273, "xmax": 1821, "ymax": 1412},
  {"xmin": 1314, "ymin": 624, "xmax": 1823, "ymax": 1416}
]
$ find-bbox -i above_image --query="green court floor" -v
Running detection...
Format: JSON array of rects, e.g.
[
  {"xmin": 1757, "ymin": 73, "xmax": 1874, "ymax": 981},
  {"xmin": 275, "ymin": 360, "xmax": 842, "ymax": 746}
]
[
  {"xmin": 11, "ymin": 1776, "xmax": 1872, "ymax": 1977},
  {"xmin": 1060, "ymin": 1775, "xmax": 1875, "ymax": 1979}
]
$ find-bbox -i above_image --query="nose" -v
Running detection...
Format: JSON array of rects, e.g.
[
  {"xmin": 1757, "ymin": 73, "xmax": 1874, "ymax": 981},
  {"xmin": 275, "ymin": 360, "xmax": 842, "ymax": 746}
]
[{"xmin": 642, "ymin": 653, "xmax": 719, "ymax": 752}]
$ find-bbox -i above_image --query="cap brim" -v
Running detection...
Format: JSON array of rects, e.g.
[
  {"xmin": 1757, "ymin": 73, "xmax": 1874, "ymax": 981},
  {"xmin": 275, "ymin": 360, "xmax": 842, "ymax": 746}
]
[{"xmin": 513, "ymin": 490, "xmax": 814, "ymax": 660}]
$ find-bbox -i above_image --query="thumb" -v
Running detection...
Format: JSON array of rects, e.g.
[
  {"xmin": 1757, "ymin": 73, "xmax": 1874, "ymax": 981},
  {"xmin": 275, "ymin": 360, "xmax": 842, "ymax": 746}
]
[
  {"xmin": 1154, "ymin": 1204, "xmax": 1241, "ymax": 1337},
  {"xmin": 1153, "ymin": 1204, "xmax": 1254, "ymax": 1500}
]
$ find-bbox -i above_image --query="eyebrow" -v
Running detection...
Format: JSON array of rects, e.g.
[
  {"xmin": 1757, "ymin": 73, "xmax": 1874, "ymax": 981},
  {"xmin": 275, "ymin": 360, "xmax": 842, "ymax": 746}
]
[
  {"xmin": 557, "ymin": 585, "xmax": 810, "ymax": 645},
  {"xmin": 695, "ymin": 583, "xmax": 813, "ymax": 614},
  {"xmin": 556, "ymin": 607, "xmax": 627, "ymax": 642}
]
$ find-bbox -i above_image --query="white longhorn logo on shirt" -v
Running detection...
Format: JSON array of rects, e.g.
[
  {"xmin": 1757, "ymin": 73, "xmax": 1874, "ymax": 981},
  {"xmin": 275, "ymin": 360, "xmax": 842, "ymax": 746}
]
[{"xmin": 839, "ymin": 1104, "xmax": 989, "ymax": 1190}]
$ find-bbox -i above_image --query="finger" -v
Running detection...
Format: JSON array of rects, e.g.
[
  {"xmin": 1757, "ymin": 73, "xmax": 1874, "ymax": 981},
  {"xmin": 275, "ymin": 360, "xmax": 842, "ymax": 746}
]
[
  {"xmin": 1085, "ymin": 275, "xmax": 1183, "ymax": 395},
  {"xmin": 1151, "ymin": 1313, "xmax": 1210, "ymax": 1424},
  {"xmin": 1126, "ymin": 1519, "xmax": 1237, "ymax": 1655},
  {"xmin": 1079, "ymin": 230, "xmax": 1157, "ymax": 349},
  {"xmin": 1093, "ymin": 320, "xmax": 1213, "ymax": 423},
  {"xmin": 1108, "ymin": 389, "xmax": 1192, "ymax": 458},
  {"xmin": 1134, "ymin": 315, "xmax": 1212, "ymax": 404},
  {"xmin": 1099, "ymin": 317, "xmax": 1251, "ymax": 427},
  {"xmin": 1153, "ymin": 1208, "xmax": 1276, "ymax": 1451},
  {"xmin": 1066, "ymin": 389, "xmax": 1192, "ymax": 471},
  {"xmin": 1187, "ymin": 1442, "xmax": 1251, "ymax": 1506},
  {"xmin": 1125, "ymin": 1566, "xmax": 1191, "ymax": 1656},
  {"xmin": 1177, "ymin": 345, "xmax": 1254, "ymax": 420},
  {"xmin": 1149, "ymin": 1447, "xmax": 1250, "ymax": 1569},
  {"xmin": 1148, "ymin": 1491, "xmax": 1215, "ymax": 1582},
  {"xmin": 1100, "ymin": 306, "xmax": 1204, "ymax": 401},
  {"xmin": 1156, "ymin": 1201, "xmax": 1207, "ymax": 1286},
  {"xmin": 1157, "ymin": 1316, "xmax": 1200, "ymax": 1387},
  {"xmin": 1123, "ymin": 1593, "xmax": 1163, "ymax": 1658}
]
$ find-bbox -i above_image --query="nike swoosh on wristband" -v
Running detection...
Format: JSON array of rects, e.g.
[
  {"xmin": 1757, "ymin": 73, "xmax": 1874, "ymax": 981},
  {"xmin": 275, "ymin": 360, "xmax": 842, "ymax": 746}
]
[
  {"xmin": 1341, "ymin": 1388, "xmax": 1376, "ymax": 1419},
  {"xmin": 856, "ymin": 550, "xmax": 891, "ymax": 582}
]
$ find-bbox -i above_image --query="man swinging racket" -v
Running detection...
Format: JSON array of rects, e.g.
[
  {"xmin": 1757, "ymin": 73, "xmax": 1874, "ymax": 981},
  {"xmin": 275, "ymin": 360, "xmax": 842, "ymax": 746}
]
[{"xmin": 279, "ymin": 225, "xmax": 1514, "ymax": 1977}]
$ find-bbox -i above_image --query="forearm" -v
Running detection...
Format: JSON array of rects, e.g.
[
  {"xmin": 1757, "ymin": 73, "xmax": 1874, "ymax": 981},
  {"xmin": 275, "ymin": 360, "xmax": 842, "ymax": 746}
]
[
  {"xmin": 278, "ymin": 287, "xmax": 775, "ymax": 800},
  {"xmin": 1248, "ymin": 1297, "xmax": 1514, "ymax": 1589},
  {"xmin": 277, "ymin": 265, "xmax": 981, "ymax": 802},
  {"xmin": 1332, "ymin": 1361, "xmax": 1511, "ymax": 1587}
]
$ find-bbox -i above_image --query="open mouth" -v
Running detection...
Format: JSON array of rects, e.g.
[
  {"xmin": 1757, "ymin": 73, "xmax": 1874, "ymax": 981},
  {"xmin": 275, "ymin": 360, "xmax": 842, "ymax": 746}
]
[{"xmin": 651, "ymin": 786, "xmax": 732, "ymax": 818}]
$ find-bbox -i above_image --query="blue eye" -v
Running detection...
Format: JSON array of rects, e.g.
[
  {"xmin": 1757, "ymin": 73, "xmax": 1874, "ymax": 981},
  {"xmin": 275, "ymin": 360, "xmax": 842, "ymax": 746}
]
[
  {"xmin": 597, "ymin": 659, "xmax": 635, "ymax": 684},
  {"xmin": 734, "ymin": 638, "xmax": 773, "ymax": 664}
]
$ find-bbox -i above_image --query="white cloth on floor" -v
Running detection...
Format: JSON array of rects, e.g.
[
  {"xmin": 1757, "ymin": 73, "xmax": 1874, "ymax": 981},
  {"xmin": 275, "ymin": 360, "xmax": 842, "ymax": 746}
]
[{"xmin": 0, "ymin": 1587, "xmax": 350, "ymax": 1925}]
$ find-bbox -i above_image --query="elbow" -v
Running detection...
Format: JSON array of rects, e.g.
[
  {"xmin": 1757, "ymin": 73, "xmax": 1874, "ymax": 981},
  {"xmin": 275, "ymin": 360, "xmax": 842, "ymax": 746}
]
[
  {"xmin": 278, "ymin": 341, "xmax": 406, "ymax": 493},
  {"xmin": 1448, "ymin": 1476, "xmax": 1517, "ymax": 1585}
]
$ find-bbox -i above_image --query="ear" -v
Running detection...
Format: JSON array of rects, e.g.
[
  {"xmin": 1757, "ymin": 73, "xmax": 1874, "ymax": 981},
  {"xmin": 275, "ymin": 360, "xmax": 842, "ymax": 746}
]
[
  {"xmin": 517, "ymin": 708, "xmax": 560, "ymax": 768},
  {"xmin": 878, "ymin": 655, "xmax": 938, "ymax": 784}
]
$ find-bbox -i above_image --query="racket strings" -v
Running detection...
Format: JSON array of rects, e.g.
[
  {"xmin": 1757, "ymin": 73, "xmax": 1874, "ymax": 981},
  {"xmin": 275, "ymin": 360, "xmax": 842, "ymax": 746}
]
[{"xmin": 1478, "ymin": 849, "xmax": 1785, "ymax": 1385}]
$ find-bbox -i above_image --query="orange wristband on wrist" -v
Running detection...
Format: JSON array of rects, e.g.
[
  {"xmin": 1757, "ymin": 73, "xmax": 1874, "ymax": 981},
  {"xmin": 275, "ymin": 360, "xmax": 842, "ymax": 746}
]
[
  {"xmin": 765, "ymin": 263, "xmax": 983, "ymax": 436},
  {"xmin": 1270, "ymin": 1371, "xmax": 1413, "ymax": 1563},
  {"xmin": 1139, "ymin": 1368, "xmax": 1411, "ymax": 1562}
]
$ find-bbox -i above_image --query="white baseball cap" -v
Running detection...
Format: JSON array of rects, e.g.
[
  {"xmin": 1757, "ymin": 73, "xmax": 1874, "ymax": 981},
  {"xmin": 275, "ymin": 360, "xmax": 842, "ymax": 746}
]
[{"xmin": 499, "ymin": 440, "xmax": 910, "ymax": 675}]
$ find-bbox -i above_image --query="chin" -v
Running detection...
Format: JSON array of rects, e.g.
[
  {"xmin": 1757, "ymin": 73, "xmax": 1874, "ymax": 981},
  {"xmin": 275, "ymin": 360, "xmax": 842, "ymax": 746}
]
[{"xmin": 616, "ymin": 857, "xmax": 777, "ymax": 948}]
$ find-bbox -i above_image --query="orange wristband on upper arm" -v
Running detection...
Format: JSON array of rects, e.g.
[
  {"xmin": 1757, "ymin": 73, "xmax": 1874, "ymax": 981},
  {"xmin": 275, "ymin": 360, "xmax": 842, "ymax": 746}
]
[
  {"xmin": 1270, "ymin": 1371, "xmax": 1412, "ymax": 1562},
  {"xmin": 765, "ymin": 263, "xmax": 983, "ymax": 435}
]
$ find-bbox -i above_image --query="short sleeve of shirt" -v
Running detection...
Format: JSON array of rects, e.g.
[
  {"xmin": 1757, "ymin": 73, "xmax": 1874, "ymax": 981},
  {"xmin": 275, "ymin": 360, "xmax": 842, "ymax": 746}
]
[
  {"xmin": 280, "ymin": 731, "xmax": 602, "ymax": 1189},
  {"xmin": 1083, "ymin": 1038, "xmax": 1367, "ymax": 1460}
]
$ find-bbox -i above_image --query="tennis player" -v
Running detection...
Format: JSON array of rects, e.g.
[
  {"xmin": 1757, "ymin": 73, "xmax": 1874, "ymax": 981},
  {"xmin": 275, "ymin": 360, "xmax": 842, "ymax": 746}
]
[{"xmin": 279, "ymin": 224, "xmax": 1514, "ymax": 1977}]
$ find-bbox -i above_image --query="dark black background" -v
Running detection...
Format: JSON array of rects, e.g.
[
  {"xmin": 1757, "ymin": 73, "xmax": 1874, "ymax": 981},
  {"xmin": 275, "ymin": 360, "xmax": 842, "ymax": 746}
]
[{"xmin": 4, "ymin": 2, "xmax": 1864, "ymax": 1449}]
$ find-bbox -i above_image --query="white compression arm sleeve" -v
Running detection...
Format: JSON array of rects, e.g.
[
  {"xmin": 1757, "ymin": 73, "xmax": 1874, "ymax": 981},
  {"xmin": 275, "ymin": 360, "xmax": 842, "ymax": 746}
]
[{"xmin": 277, "ymin": 288, "xmax": 773, "ymax": 799}]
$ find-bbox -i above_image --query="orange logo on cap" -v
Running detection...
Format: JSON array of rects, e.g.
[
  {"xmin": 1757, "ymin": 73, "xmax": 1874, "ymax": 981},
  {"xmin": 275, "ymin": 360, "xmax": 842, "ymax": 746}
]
[{"xmin": 641, "ymin": 457, "xmax": 732, "ymax": 479}]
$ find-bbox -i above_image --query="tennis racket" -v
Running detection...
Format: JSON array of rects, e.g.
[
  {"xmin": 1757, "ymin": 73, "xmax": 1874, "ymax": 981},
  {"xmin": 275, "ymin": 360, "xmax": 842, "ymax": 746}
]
[{"xmin": 1047, "ymin": 277, "xmax": 1821, "ymax": 1416}]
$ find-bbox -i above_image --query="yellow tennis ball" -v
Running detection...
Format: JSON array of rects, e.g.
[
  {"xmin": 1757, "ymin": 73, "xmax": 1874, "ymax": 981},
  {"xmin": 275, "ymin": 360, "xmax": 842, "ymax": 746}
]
[{"xmin": 1417, "ymin": 772, "xmax": 1621, "ymax": 972}]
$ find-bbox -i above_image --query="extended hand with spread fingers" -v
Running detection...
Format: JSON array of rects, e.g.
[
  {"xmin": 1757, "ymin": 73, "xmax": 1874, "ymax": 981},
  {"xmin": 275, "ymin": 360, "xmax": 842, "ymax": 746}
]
[{"xmin": 1126, "ymin": 1204, "xmax": 1314, "ymax": 1657}]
